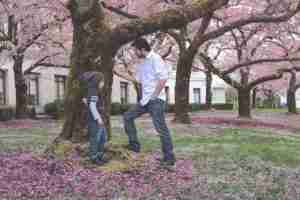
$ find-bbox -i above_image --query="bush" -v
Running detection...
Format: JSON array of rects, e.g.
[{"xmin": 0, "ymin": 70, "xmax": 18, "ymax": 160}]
[
  {"xmin": 0, "ymin": 106, "xmax": 14, "ymax": 121},
  {"xmin": 111, "ymin": 103, "xmax": 132, "ymax": 115},
  {"xmin": 213, "ymin": 103, "xmax": 233, "ymax": 110},
  {"xmin": 27, "ymin": 106, "xmax": 36, "ymax": 119},
  {"xmin": 44, "ymin": 100, "xmax": 64, "ymax": 119}
]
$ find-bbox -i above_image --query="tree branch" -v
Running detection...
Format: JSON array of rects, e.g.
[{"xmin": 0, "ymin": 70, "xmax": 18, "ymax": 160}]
[
  {"xmin": 248, "ymin": 71, "xmax": 284, "ymax": 89},
  {"xmin": 199, "ymin": 2, "xmax": 300, "ymax": 46},
  {"xmin": 109, "ymin": 0, "xmax": 229, "ymax": 48},
  {"xmin": 101, "ymin": 1, "xmax": 139, "ymax": 19},
  {"xmin": 198, "ymin": 52, "xmax": 242, "ymax": 88},
  {"xmin": 222, "ymin": 57, "xmax": 300, "ymax": 75}
]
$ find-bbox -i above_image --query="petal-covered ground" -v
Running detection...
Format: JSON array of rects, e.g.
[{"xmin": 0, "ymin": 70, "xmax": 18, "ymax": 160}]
[{"xmin": 0, "ymin": 152, "xmax": 193, "ymax": 200}]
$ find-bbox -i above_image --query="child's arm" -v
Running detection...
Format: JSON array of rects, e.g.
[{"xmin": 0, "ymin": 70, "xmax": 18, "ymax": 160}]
[
  {"xmin": 89, "ymin": 96, "xmax": 104, "ymax": 126},
  {"xmin": 82, "ymin": 98, "xmax": 87, "ymax": 105}
]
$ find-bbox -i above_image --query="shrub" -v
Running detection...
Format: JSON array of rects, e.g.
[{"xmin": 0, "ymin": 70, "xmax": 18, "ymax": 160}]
[
  {"xmin": 0, "ymin": 106, "xmax": 14, "ymax": 121},
  {"xmin": 213, "ymin": 103, "xmax": 233, "ymax": 110},
  {"xmin": 111, "ymin": 103, "xmax": 132, "ymax": 115},
  {"xmin": 27, "ymin": 106, "xmax": 36, "ymax": 119},
  {"xmin": 44, "ymin": 100, "xmax": 64, "ymax": 119}
]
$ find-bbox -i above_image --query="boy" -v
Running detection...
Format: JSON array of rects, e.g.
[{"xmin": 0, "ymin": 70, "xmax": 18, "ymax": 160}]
[{"xmin": 79, "ymin": 71, "xmax": 107, "ymax": 165}]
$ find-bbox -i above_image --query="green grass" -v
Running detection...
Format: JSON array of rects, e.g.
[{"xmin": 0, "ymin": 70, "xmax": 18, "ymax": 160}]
[
  {"xmin": 172, "ymin": 128, "xmax": 300, "ymax": 167},
  {"xmin": 0, "ymin": 127, "xmax": 56, "ymax": 153},
  {"xmin": 1, "ymin": 123, "xmax": 300, "ymax": 199},
  {"xmin": 2, "ymin": 125, "xmax": 300, "ymax": 168},
  {"xmin": 112, "ymin": 126, "xmax": 300, "ymax": 168}
]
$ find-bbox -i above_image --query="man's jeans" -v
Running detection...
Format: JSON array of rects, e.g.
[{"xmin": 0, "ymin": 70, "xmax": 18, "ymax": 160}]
[
  {"xmin": 123, "ymin": 98, "xmax": 175, "ymax": 161},
  {"xmin": 87, "ymin": 113, "xmax": 106, "ymax": 161}
]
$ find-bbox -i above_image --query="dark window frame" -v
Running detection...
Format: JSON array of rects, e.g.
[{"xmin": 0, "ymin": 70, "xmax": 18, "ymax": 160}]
[
  {"xmin": 120, "ymin": 81, "xmax": 129, "ymax": 104},
  {"xmin": 0, "ymin": 69, "xmax": 6, "ymax": 105},
  {"xmin": 55, "ymin": 75, "xmax": 67, "ymax": 100}
]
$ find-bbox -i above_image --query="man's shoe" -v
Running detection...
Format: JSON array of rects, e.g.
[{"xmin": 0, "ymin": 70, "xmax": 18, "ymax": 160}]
[
  {"xmin": 123, "ymin": 144, "xmax": 140, "ymax": 153},
  {"xmin": 157, "ymin": 158, "xmax": 176, "ymax": 166}
]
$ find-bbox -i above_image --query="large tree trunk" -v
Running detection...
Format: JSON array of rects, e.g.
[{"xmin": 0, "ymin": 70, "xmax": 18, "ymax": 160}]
[
  {"xmin": 60, "ymin": 0, "xmax": 114, "ymax": 142},
  {"xmin": 238, "ymin": 88, "xmax": 251, "ymax": 118},
  {"xmin": 174, "ymin": 51, "xmax": 193, "ymax": 124},
  {"xmin": 13, "ymin": 55, "xmax": 28, "ymax": 119},
  {"xmin": 205, "ymin": 68, "xmax": 212, "ymax": 109}
]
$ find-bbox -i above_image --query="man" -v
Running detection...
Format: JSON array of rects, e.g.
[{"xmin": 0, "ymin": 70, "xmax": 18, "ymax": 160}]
[{"xmin": 123, "ymin": 38, "xmax": 176, "ymax": 166}]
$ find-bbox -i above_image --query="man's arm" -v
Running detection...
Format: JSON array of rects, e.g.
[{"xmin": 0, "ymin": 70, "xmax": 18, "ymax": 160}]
[
  {"xmin": 151, "ymin": 54, "xmax": 169, "ymax": 99},
  {"xmin": 151, "ymin": 79, "xmax": 167, "ymax": 99}
]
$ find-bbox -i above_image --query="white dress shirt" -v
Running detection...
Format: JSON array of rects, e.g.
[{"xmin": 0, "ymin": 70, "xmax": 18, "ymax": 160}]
[{"xmin": 136, "ymin": 51, "xmax": 169, "ymax": 106}]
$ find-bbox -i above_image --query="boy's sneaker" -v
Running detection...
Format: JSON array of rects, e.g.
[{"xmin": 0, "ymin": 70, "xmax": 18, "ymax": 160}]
[{"xmin": 91, "ymin": 155, "xmax": 109, "ymax": 166}]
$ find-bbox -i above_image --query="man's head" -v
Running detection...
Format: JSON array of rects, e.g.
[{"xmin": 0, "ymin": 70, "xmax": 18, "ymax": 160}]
[{"xmin": 131, "ymin": 38, "xmax": 151, "ymax": 58}]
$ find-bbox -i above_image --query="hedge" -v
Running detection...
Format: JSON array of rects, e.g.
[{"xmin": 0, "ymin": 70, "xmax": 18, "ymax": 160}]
[
  {"xmin": 110, "ymin": 103, "xmax": 233, "ymax": 115},
  {"xmin": 44, "ymin": 100, "xmax": 65, "ymax": 119},
  {"xmin": 0, "ymin": 106, "xmax": 14, "ymax": 121}
]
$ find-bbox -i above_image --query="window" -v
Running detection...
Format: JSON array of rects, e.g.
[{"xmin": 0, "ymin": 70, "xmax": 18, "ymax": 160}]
[
  {"xmin": 165, "ymin": 86, "xmax": 170, "ymax": 104},
  {"xmin": 0, "ymin": 70, "xmax": 6, "ymax": 105},
  {"xmin": 212, "ymin": 87, "xmax": 225, "ymax": 103},
  {"xmin": 193, "ymin": 88, "xmax": 201, "ymax": 104},
  {"xmin": 55, "ymin": 75, "xmax": 67, "ymax": 100},
  {"xmin": 120, "ymin": 81, "xmax": 128, "ymax": 104},
  {"xmin": 26, "ymin": 74, "xmax": 39, "ymax": 105}
]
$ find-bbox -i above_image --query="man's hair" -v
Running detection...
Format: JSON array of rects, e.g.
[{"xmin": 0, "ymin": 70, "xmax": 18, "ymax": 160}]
[{"xmin": 131, "ymin": 38, "xmax": 151, "ymax": 51}]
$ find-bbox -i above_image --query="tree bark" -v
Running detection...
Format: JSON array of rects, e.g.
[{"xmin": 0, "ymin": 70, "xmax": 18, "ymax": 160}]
[
  {"xmin": 238, "ymin": 88, "xmax": 251, "ymax": 118},
  {"xmin": 60, "ymin": 0, "xmax": 114, "ymax": 142},
  {"xmin": 287, "ymin": 90, "xmax": 297, "ymax": 113},
  {"xmin": 252, "ymin": 87, "xmax": 257, "ymax": 109},
  {"xmin": 205, "ymin": 68, "xmax": 212, "ymax": 109},
  {"xmin": 174, "ymin": 51, "xmax": 193, "ymax": 124},
  {"xmin": 13, "ymin": 55, "xmax": 28, "ymax": 119},
  {"xmin": 287, "ymin": 71, "xmax": 298, "ymax": 114}
]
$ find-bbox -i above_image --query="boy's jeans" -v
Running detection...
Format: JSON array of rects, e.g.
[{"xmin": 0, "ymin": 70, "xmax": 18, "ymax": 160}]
[
  {"xmin": 87, "ymin": 114, "xmax": 107, "ymax": 161},
  {"xmin": 123, "ymin": 98, "xmax": 175, "ymax": 161}
]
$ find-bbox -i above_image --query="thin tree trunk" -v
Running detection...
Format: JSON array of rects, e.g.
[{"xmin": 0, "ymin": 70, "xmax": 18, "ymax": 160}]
[
  {"xmin": 205, "ymin": 69, "xmax": 212, "ymax": 109},
  {"xmin": 287, "ymin": 89, "xmax": 297, "ymax": 113},
  {"xmin": 174, "ymin": 52, "xmax": 192, "ymax": 124},
  {"xmin": 13, "ymin": 55, "xmax": 28, "ymax": 119},
  {"xmin": 252, "ymin": 87, "xmax": 257, "ymax": 109},
  {"xmin": 238, "ymin": 88, "xmax": 251, "ymax": 118},
  {"xmin": 287, "ymin": 71, "xmax": 298, "ymax": 114}
]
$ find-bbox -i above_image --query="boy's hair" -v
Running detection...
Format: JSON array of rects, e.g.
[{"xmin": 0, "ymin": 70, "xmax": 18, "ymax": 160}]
[
  {"xmin": 93, "ymin": 72, "xmax": 104, "ymax": 84},
  {"xmin": 131, "ymin": 38, "xmax": 151, "ymax": 51},
  {"xmin": 78, "ymin": 71, "xmax": 104, "ymax": 84}
]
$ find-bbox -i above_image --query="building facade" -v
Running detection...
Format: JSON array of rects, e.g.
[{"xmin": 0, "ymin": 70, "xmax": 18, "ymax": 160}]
[{"xmin": 0, "ymin": 61, "xmax": 229, "ymax": 113}]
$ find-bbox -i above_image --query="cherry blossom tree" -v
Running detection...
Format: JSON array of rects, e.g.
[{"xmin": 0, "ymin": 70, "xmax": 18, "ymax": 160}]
[
  {"xmin": 173, "ymin": 0, "xmax": 300, "ymax": 121},
  {"xmin": 0, "ymin": 0, "xmax": 69, "ymax": 118},
  {"xmin": 58, "ymin": 0, "xmax": 229, "ymax": 142}
]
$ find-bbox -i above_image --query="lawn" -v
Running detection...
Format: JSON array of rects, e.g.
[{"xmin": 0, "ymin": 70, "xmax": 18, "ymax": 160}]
[{"xmin": 1, "ymin": 119, "xmax": 300, "ymax": 199}]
